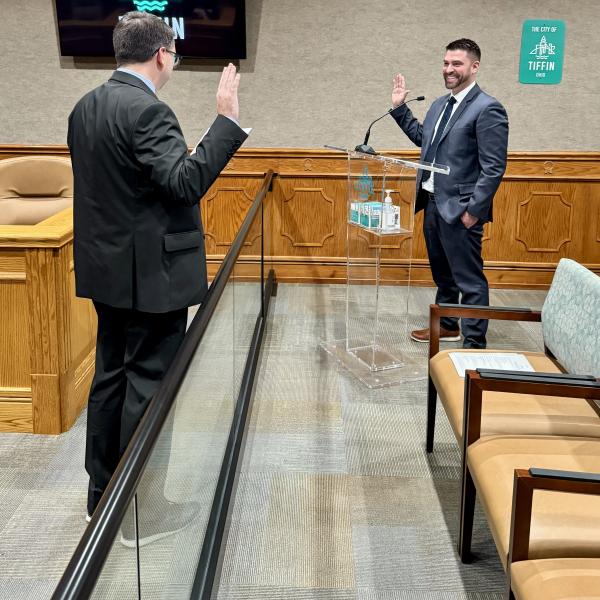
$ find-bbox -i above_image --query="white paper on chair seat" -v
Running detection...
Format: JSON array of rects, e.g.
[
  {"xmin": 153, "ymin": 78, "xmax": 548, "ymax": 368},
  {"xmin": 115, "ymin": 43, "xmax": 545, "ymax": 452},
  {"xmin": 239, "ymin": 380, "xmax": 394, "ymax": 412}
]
[{"xmin": 449, "ymin": 352, "xmax": 535, "ymax": 378}]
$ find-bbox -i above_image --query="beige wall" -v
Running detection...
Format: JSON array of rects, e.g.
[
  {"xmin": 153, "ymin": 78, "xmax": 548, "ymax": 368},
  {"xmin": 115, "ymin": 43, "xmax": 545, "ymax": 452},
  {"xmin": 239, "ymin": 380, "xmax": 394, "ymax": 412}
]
[{"xmin": 0, "ymin": 0, "xmax": 598, "ymax": 150}]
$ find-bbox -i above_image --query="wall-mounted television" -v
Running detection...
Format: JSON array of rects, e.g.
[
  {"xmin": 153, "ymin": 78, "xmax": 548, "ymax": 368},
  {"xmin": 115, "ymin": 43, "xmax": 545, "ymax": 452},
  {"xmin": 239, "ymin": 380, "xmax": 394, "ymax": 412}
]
[{"xmin": 55, "ymin": 0, "xmax": 246, "ymax": 59}]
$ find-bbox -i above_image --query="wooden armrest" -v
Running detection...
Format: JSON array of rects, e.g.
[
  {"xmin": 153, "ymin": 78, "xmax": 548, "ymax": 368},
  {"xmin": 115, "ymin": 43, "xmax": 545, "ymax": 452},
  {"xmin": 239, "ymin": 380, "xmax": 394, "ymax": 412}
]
[
  {"xmin": 509, "ymin": 468, "xmax": 600, "ymax": 564},
  {"xmin": 462, "ymin": 370, "xmax": 600, "ymax": 450},
  {"xmin": 428, "ymin": 304, "xmax": 542, "ymax": 357}
]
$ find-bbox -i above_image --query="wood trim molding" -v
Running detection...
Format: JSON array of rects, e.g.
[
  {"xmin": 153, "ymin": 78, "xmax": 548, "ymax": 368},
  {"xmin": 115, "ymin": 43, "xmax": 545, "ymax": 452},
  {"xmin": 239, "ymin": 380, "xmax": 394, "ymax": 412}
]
[
  {"xmin": 2, "ymin": 146, "xmax": 599, "ymax": 178},
  {"xmin": 0, "ymin": 387, "xmax": 32, "ymax": 399},
  {"xmin": 0, "ymin": 208, "xmax": 73, "ymax": 248}
]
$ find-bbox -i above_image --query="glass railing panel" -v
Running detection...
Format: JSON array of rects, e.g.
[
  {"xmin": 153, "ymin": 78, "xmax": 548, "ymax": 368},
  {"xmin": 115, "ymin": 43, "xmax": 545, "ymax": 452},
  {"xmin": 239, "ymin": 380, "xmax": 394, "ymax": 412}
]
[
  {"xmin": 233, "ymin": 199, "xmax": 263, "ymax": 393},
  {"xmin": 53, "ymin": 171, "xmax": 273, "ymax": 600},
  {"xmin": 88, "ymin": 498, "xmax": 138, "ymax": 599},
  {"xmin": 136, "ymin": 283, "xmax": 235, "ymax": 598}
]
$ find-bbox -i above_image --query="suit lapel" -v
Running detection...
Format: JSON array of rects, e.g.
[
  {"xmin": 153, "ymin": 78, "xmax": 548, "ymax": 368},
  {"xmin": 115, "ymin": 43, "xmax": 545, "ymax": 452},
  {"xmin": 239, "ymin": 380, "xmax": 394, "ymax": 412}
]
[{"xmin": 437, "ymin": 83, "xmax": 481, "ymax": 146}]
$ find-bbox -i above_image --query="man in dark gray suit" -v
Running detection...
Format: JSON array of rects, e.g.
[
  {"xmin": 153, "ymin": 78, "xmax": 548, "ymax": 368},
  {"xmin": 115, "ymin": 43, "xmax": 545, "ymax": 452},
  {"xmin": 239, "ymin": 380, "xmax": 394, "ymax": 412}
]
[
  {"xmin": 67, "ymin": 11, "xmax": 248, "ymax": 521},
  {"xmin": 390, "ymin": 39, "xmax": 508, "ymax": 348}
]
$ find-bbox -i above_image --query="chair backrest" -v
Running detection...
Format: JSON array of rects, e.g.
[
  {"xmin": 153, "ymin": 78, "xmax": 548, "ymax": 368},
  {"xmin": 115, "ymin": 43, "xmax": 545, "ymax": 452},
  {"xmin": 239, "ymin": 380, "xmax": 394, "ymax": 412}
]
[
  {"xmin": 0, "ymin": 156, "xmax": 73, "ymax": 225},
  {"xmin": 542, "ymin": 258, "xmax": 600, "ymax": 377}
]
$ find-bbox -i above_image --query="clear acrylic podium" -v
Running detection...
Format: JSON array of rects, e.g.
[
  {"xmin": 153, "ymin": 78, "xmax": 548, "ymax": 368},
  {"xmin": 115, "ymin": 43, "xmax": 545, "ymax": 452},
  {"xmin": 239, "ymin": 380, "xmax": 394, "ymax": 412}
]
[{"xmin": 320, "ymin": 148, "xmax": 450, "ymax": 388}]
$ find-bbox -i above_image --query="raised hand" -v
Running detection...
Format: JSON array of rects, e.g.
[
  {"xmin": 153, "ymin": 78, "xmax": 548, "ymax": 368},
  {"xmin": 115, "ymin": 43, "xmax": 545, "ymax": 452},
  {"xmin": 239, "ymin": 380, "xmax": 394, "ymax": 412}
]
[
  {"xmin": 392, "ymin": 73, "xmax": 410, "ymax": 108},
  {"xmin": 216, "ymin": 63, "xmax": 240, "ymax": 122}
]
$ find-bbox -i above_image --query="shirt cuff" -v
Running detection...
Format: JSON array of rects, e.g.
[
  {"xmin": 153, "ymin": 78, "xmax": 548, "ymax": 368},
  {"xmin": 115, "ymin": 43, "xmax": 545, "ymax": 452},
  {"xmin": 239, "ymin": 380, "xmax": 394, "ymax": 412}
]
[{"xmin": 225, "ymin": 115, "xmax": 240, "ymax": 127}]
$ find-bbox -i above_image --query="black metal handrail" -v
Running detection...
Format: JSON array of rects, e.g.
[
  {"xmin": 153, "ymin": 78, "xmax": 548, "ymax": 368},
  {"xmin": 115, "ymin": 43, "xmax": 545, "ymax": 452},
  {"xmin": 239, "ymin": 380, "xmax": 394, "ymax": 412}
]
[{"xmin": 52, "ymin": 169, "xmax": 274, "ymax": 600}]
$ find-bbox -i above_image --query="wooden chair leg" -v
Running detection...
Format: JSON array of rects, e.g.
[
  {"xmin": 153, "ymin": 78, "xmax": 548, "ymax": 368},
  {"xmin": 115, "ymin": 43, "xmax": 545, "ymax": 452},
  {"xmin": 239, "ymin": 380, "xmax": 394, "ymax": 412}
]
[
  {"xmin": 458, "ymin": 464, "xmax": 476, "ymax": 562},
  {"xmin": 426, "ymin": 375, "xmax": 437, "ymax": 453}
]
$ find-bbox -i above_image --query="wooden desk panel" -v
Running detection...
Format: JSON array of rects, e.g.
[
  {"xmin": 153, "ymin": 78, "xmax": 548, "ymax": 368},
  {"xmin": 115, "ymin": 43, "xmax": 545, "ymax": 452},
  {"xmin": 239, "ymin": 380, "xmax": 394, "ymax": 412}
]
[{"xmin": 0, "ymin": 207, "xmax": 96, "ymax": 433}]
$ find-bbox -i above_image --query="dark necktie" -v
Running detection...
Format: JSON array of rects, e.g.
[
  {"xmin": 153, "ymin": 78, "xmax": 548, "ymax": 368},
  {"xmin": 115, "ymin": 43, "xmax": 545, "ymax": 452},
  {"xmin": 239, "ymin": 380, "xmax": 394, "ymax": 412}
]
[{"xmin": 422, "ymin": 96, "xmax": 456, "ymax": 181}]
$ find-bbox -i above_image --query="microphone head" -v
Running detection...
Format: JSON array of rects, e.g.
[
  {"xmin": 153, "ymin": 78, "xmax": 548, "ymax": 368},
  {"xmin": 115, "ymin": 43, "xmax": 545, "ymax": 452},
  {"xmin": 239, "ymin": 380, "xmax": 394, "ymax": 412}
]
[{"xmin": 415, "ymin": 95, "xmax": 425, "ymax": 101}]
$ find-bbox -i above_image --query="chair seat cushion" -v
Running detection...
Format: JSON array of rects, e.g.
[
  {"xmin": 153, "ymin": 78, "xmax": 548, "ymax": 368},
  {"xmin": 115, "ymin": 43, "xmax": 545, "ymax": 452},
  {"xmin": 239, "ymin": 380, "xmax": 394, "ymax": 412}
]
[
  {"xmin": 511, "ymin": 558, "xmax": 600, "ymax": 599},
  {"xmin": 430, "ymin": 349, "xmax": 600, "ymax": 442},
  {"xmin": 468, "ymin": 435, "xmax": 600, "ymax": 569}
]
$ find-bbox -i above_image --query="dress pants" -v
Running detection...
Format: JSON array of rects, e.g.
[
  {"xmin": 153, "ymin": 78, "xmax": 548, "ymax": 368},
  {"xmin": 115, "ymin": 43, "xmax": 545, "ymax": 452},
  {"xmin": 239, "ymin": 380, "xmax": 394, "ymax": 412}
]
[
  {"xmin": 423, "ymin": 196, "xmax": 489, "ymax": 348},
  {"xmin": 86, "ymin": 301, "xmax": 187, "ymax": 515}
]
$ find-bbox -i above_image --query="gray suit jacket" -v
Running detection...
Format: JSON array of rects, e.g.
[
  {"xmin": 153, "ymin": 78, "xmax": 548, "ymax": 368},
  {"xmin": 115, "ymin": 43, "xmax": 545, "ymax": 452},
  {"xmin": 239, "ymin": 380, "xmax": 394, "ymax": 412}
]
[
  {"xmin": 390, "ymin": 83, "xmax": 508, "ymax": 224},
  {"xmin": 68, "ymin": 71, "xmax": 248, "ymax": 313}
]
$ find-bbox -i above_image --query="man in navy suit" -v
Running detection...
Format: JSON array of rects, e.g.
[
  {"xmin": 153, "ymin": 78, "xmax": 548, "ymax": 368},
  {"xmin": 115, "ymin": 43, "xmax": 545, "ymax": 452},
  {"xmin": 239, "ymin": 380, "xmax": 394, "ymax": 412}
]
[{"xmin": 391, "ymin": 39, "xmax": 508, "ymax": 348}]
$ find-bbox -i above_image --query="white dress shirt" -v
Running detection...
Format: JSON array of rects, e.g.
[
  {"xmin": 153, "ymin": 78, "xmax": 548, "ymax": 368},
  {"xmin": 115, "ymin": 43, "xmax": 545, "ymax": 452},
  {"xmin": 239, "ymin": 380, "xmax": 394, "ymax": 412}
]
[{"xmin": 422, "ymin": 80, "xmax": 477, "ymax": 193}]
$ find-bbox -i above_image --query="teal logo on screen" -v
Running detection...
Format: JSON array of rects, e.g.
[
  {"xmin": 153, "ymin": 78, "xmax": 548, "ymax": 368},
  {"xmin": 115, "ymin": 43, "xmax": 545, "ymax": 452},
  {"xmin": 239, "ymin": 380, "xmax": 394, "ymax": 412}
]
[
  {"xmin": 122, "ymin": 1, "xmax": 184, "ymax": 39},
  {"xmin": 133, "ymin": 0, "xmax": 169, "ymax": 12},
  {"xmin": 354, "ymin": 166, "xmax": 374, "ymax": 200}
]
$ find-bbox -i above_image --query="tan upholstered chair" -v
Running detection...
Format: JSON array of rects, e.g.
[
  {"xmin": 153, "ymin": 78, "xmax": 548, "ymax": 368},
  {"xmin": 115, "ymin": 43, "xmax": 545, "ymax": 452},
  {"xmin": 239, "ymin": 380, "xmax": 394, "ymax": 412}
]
[
  {"xmin": 457, "ymin": 370, "xmax": 600, "ymax": 574},
  {"xmin": 511, "ymin": 558, "xmax": 600, "ymax": 599},
  {"xmin": 507, "ymin": 469, "xmax": 600, "ymax": 600},
  {"xmin": 0, "ymin": 156, "xmax": 73, "ymax": 225},
  {"xmin": 425, "ymin": 259, "xmax": 600, "ymax": 453}
]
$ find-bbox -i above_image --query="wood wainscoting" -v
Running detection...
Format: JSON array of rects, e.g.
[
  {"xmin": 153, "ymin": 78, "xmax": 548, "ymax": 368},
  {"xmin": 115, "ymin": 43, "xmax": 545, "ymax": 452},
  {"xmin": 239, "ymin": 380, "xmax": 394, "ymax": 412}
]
[{"xmin": 1, "ymin": 146, "xmax": 599, "ymax": 290}]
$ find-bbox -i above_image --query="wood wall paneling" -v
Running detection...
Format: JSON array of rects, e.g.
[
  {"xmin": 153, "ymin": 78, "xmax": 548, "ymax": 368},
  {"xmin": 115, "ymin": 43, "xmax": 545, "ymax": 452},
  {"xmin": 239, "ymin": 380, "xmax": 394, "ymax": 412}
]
[
  {"xmin": 3, "ymin": 146, "xmax": 594, "ymax": 430},
  {"xmin": 2, "ymin": 146, "xmax": 599, "ymax": 294}
]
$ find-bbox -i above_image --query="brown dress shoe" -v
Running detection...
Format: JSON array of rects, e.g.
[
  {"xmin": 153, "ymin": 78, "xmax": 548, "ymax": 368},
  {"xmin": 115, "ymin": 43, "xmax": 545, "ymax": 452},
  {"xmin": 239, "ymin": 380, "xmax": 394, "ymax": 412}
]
[{"xmin": 410, "ymin": 326, "xmax": 461, "ymax": 343}]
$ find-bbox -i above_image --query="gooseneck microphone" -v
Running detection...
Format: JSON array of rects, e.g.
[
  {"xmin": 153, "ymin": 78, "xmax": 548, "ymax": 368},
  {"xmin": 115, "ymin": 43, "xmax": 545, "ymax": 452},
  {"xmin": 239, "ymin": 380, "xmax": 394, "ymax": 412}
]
[{"xmin": 355, "ymin": 95, "xmax": 426, "ymax": 155}]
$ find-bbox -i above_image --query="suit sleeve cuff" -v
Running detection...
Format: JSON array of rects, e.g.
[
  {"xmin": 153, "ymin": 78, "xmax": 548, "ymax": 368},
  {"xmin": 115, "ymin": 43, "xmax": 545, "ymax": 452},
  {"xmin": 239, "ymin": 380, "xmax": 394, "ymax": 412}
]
[
  {"xmin": 466, "ymin": 201, "xmax": 489, "ymax": 222},
  {"xmin": 389, "ymin": 104, "xmax": 409, "ymax": 119}
]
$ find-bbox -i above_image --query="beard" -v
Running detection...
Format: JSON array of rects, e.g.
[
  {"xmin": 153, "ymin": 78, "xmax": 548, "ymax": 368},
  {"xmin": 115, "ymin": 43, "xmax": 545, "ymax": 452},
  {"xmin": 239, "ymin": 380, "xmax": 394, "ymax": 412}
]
[{"xmin": 444, "ymin": 73, "xmax": 466, "ymax": 89}]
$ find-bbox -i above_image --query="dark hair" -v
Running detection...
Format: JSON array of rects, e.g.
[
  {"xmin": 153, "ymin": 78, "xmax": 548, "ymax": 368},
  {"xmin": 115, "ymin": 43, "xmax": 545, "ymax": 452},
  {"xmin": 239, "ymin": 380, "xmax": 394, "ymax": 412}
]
[
  {"xmin": 446, "ymin": 38, "xmax": 481, "ymax": 62},
  {"xmin": 113, "ymin": 11, "xmax": 174, "ymax": 66}
]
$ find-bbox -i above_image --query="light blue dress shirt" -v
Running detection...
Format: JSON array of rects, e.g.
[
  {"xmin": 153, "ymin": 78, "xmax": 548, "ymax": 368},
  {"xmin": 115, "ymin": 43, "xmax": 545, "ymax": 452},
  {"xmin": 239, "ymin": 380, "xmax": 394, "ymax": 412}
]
[{"xmin": 117, "ymin": 66, "xmax": 156, "ymax": 94}]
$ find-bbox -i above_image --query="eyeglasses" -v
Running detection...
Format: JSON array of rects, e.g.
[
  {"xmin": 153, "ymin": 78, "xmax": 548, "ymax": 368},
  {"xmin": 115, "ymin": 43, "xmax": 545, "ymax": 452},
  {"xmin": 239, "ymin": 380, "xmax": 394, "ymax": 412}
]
[{"xmin": 153, "ymin": 47, "xmax": 182, "ymax": 67}]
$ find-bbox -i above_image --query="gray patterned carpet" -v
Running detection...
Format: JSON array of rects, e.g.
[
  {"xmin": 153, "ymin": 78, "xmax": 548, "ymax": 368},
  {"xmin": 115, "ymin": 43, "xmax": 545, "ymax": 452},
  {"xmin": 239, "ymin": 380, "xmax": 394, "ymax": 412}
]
[
  {"xmin": 214, "ymin": 285, "xmax": 546, "ymax": 600},
  {"xmin": 0, "ymin": 285, "xmax": 547, "ymax": 599}
]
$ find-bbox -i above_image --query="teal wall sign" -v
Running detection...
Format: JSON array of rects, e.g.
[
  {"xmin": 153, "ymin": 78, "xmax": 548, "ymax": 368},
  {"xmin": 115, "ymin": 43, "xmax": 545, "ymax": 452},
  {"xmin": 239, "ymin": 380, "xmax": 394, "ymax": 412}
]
[{"xmin": 519, "ymin": 20, "xmax": 566, "ymax": 84}]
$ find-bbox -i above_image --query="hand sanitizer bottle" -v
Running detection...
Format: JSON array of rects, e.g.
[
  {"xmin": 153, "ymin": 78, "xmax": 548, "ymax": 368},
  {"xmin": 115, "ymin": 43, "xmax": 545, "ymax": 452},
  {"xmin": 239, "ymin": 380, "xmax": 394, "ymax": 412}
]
[{"xmin": 382, "ymin": 190, "xmax": 395, "ymax": 230}]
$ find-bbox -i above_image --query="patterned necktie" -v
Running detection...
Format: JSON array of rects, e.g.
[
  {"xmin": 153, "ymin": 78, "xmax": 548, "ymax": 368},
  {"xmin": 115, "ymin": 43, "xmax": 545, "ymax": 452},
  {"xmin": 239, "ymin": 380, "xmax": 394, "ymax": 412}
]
[{"xmin": 422, "ymin": 96, "xmax": 456, "ymax": 181}]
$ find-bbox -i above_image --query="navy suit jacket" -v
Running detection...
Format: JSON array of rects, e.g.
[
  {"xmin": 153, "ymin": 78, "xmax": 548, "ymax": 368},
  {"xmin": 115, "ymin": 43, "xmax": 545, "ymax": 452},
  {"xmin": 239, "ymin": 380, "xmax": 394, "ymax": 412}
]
[
  {"xmin": 390, "ymin": 84, "xmax": 508, "ymax": 224},
  {"xmin": 68, "ymin": 71, "xmax": 248, "ymax": 313}
]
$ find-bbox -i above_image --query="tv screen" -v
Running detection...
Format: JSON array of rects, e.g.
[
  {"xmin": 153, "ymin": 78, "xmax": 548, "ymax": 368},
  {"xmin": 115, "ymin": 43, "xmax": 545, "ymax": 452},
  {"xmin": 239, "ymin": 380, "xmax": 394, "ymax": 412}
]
[{"xmin": 55, "ymin": 0, "xmax": 246, "ymax": 59}]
